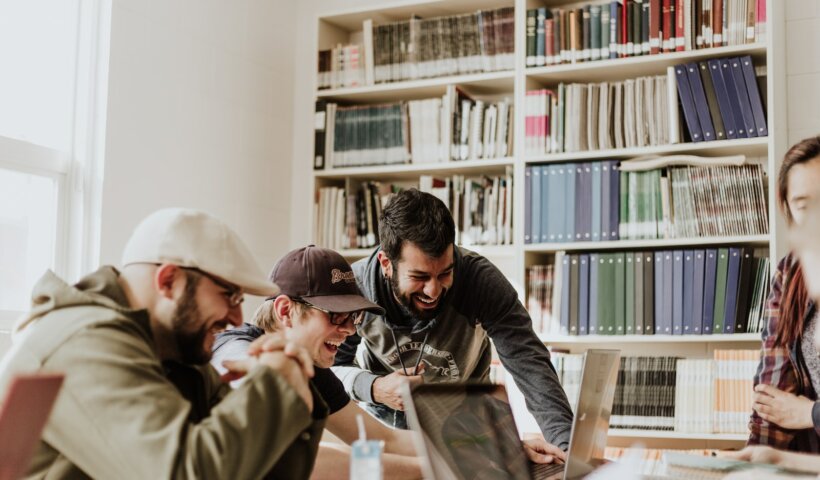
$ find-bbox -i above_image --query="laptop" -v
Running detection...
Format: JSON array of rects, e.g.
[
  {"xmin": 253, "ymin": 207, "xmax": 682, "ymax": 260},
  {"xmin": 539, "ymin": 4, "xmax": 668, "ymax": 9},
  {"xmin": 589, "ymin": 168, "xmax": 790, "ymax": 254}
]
[
  {"xmin": 0, "ymin": 373, "xmax": 64, "ymax": 480},
  {"xmin": 403, "ymin": 349, "xmax": 621, "ymax": 480}
]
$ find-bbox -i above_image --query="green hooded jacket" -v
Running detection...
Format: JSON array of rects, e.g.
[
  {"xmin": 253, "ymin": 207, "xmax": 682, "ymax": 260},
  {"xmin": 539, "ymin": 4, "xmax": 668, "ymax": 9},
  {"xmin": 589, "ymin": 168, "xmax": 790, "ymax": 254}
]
[{"xmin": 0, "ymin": 266, "xmax": 327, "ymax": 479}]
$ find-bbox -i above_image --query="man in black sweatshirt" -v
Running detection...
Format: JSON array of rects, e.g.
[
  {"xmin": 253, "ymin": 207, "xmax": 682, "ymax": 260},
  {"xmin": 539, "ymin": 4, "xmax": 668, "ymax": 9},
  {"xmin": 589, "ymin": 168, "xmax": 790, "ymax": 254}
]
[{"xmin": 332, "ymin": 189, "xmax": 574, "ymax": 459}]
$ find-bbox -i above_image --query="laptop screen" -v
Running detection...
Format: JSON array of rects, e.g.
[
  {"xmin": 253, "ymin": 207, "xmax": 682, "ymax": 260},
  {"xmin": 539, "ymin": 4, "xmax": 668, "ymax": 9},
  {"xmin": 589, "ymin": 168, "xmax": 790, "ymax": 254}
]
[{"xmin": 407, "ymin": 383, "xmax": 531, "ymax": 480}]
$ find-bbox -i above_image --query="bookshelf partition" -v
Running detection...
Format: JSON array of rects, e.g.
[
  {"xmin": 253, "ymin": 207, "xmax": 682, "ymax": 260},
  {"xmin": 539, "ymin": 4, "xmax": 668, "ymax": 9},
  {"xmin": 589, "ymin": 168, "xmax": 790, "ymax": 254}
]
[{"xmin": 308, "ymin": 0, "xmax": 786, "ymax": 451}]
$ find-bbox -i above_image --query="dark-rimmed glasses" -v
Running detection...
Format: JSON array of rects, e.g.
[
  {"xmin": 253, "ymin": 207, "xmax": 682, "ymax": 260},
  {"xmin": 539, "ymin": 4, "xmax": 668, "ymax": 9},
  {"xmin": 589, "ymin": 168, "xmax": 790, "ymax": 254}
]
[
  {"xmin": 291, "ymin": 298, "xmax": 363, "ymax": 326},
  {"xmin": 180, "ymin": 267, "xmax": 244, "ymax": 308}
]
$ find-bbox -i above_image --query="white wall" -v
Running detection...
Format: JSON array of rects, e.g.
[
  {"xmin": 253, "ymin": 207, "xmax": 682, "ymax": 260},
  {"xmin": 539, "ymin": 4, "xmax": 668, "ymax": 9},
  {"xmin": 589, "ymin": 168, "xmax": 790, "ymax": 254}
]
[
  {"xmin": 101, "ymin": 0, "xmax": 297, "ymax": 314},
  {"xmin": 786, "ymin": 1, "xmax": 820, "ymax": 145}
]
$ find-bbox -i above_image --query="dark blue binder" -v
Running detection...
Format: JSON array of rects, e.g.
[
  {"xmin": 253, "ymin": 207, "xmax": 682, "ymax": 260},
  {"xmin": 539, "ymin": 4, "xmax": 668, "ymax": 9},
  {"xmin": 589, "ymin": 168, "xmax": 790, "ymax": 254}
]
[
  {"xmin": 541, "ymin": 165, "xmax": 550, "ymax": 243},
  {"xmin": 579, "ymin": 254, "xmax": 590, "ymax": 335},
  {"xmin": 610, "ymin": 162, "xmax": 620, "ymax": 240},
  {"xmin": 525, "ymin": 166, "xmax": 533, "ymax": 244},
  {"xmin": 728, "ymin": 57, "xmax": 759, "ymax": 138},
  {"xmin": 589, "ymin": 253, "xmax": 600, "ymax": 334},
  {"xmin": 702, "ymin": 249, "xmax": 718, "ymax": 334},
  {"xmin": 601, "ymin": 162, "xmax": 611, "ymax": 241},
  {"xmin": 531, "ymin": 166, "xmax": 541, "ymax": 244},
  {"xmin": 675, "ymin": 64, "xmax": 704, "ymax": 142},
  {"xmin": 654, "ymin": 250, "xmax": 664, "ymax": 334},
  {"xmin": 685, "ymin": 62, "xmax": 717, "ymax": 142},
  {"xmin": 565, "ymin": 164, "xmax": 577, "ymax": 242},
  {"xmin": 662, "ymin": 251, "xmax": 674, "ymax": 334},
  {"xmin": 643, "ymin": 252, "xmax": 655, "ymax": 334},
  {"xmin": 560, "ymin": 254, "xmax": 571, "ymax": 335},
  {"xmin": 591, "ymin": 163, "xmax": 602, "ymax": 241},
  {"xmin": 682, "ymin": 250, "xmax": 695, "ymax": 334},
  {"xmin": 672, "ymin": 250, "xmax": 684, "ymax": 335},
  {"xmin": 692, "ymin": 249, "xmax": 706, "ymax": 334},
  {"xmin": 707, "ymin": 58, "xmax": 739, "ymax": 139},
  {"xmin": 721, "ymin": 58, "xmax": 752, "ymax": 138},
  {"xmin": 740, "ymin": 55, "xmax": 768, "ymax": 137},
  {"xmin": 733, "ymin": 248, "xmax": 755, "ymax": 333},
  {"xmin": 722, "ymin": 247, "xmax": 743, "ymax": 334}
]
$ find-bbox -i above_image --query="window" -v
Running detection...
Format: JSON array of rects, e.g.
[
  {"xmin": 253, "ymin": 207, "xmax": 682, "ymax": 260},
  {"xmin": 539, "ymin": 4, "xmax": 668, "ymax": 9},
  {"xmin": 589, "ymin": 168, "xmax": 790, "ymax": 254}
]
[{"xmin": 0, "ymin": 0, "xmax": 111, "ymax": 333}]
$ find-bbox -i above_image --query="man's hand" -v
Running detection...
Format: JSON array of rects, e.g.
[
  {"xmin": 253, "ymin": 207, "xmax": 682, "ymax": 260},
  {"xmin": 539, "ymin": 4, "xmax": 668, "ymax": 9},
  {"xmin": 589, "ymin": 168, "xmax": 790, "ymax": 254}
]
[
  {"xmin": 753, "ymin": 384, "xmax": 815, "ymax": 429},
  {"xmin": 522, "ymin": 434, "xmax": 566, "ymax": 464},
  {"xmin": 247, "ymin": 332, "xmax": 315, "ymax": 379},
  {"xmin": 372, "ymin": 365, "xmax": 425, "ymax": 410}
]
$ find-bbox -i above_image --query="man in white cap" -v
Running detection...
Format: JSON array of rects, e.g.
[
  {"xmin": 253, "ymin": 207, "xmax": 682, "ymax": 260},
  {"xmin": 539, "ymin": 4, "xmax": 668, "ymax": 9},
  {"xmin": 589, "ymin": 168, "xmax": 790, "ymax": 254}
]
[{"xmin": 0, "ymin": 208, "xmax": 324, "ymax": 479}]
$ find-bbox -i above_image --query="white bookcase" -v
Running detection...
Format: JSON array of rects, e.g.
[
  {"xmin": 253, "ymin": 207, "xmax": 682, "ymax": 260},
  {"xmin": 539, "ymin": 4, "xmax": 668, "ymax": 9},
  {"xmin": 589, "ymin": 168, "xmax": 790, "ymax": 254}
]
[{"xmin": 307, "ymin": 0, "xmax": 787, "ymax": 450}]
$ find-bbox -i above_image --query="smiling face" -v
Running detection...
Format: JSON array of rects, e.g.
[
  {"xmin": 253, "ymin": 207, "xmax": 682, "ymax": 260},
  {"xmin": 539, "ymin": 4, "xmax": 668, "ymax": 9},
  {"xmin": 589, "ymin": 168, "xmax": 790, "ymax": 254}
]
[
  {"xmin": 380, "ymin": 242, "xmax": 454, "ymax": 320},
  {"xmin": 171, "ymin": 269, "xmax": 243, "ymax": 365},
  {"xmin": 277, "ymin": 297, "xmax": 357, "ymax": 368}
]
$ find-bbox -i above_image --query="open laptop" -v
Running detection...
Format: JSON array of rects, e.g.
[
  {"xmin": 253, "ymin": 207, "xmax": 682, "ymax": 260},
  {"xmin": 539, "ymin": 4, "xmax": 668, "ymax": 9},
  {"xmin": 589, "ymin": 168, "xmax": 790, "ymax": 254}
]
[
  {"xmin": 403, "ymin": 349, "xmax": 621, "ymax": 480},
  {"xmin": 0, "ymin": 373, "xmax": 64, "ymax": 480}
]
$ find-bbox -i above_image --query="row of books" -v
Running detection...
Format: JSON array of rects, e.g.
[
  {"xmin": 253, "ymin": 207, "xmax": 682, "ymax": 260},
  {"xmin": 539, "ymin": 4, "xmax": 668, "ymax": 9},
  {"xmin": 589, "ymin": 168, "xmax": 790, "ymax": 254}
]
[
  {"xmin": 675, "ymin": 56, "xmax": 768, "ymax": 143},
  {"xmin": 553, "ymin": 350, "xmax": 757, "ymax": 434},
  {"xmin": 527, "ymin": 247, "xmax": 771, "ymax": 337},
  {"xmin": 316, "ymin": 44, "xmax": 364, "ymax": 90},
  {"xmin": 523, "ymin": 55, "xmax": 766, "ymax": 156},
  {"xmin": 314, "ymin": 93, "xmax": 513, "ymax": 169},
  {"xmin": 524, "ymin": 75, "xmax": 672, "ymax": 156},
  {"xmin": 526, "ymin": 0, "xmax": 767, "ymax": 67},
  {"xmin": 524, "ymin": 159, "xmax": 768, "ymax": 244},
  {"xmin": 314, "ymin": 173, "xmax": 514, "ymax": 249},
  {"xmin": 365, "ymin": 8, "xmax": 515, "ymax": 85}
]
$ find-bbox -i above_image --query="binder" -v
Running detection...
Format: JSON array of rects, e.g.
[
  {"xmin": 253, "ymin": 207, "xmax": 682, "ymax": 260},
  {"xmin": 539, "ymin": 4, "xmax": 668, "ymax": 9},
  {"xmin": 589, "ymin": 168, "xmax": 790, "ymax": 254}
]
[
  {"xmin": 560, "ymin": 254, "xmax": 571, "ymax": 335},
  {"xmin": 614, "ymin": 253, "xmax": 626, "ymax": 335},
  {"xmin": 525, "ymin": 166, "xmax": 533, "ymax": 243},
  {"xmin": 579, "ymin": 254, "xmax": 590, "ymax": 335},
  {"xmin": 697, "ymin": 61, "xmax": 727, "ymax": 140},
  {"xmin": 541, "ymin": 165, "xmax": 551, "ymax": 243},
  {"xmin": 610, "ymin": 162, "xmax": 621, "ymax": 240},
  {"xmin": 672, "ymin": 250, "xmax": 684, "ymax": 335},
  {"xmin": 682, "ymin": 250, "xmax": 695, "ymax": 334},
  {"xmin": 692, "ymin": 249, "xmax": 706, "ymax": 334},
  {"xmin": 740, "ymin": 55, "xmax": 768, "ymax": 137},
  {"xmin": 722, "ymin": 247, "xmax": 743, "ymax": 334},
  {"xmin": 589, "ymin": 253, "xmax": 600, "ymax": 335},
  {"xmin": 634, "ymin": 252, "xmax": 645, "ymax": 335},
  {"xmin": 702, "ymin": 249, "xmax": 718, "ymax": 334},
  {"xmin": 598, "ymin": 254, "xmax": 616, "ymax": 335},
  {"xmin": 728, "ymin": 57, "xmax": 759, "ymax": 138},
  {"xmin": 625, "ymin": 252, "xmax": 635, "ymax": 334},
  {"xmin": 654, "ymin": 250, "xmax": 664, "ymax": 334},
  {"xmin": 601, "ymin": 162, "xmax": 611, "ymax": 240},
  {"xmin": 565, "ymin": 164, "xmax": 577, "ymax": 241},
  {"xmin": 721, "ymin": 58, "xmax": 752, "ymax": 138},
  {"xmin": 712, "ymin": 248, "xmax": 730, "ymax": 334},
  {"xmin": 591, "ymin": 163, "xmax": 602, "ymax": 241},
  {"xmin": 674, "ymin": 64, "xmax": 704, "ymax": 142},
  {"xmin": 532, "ymin": 166, "xmax": 542, "ymax": 244},
  {"xmin": 733, "ymin": 248, "xmax": 755, "ymax": 333},
  {"xmin": 662, "ymin": 250, "xmax": 674, "ymax": 334},
  {"xmin": 643, "ymin": 252, "xmax": 655, "ymax": 334},
  {"xmin": 707, "ymin": 58, "xmax": 738, "ymax": 139},
  {"xmin": 685, "ymin": 62, "xmax": 716, "ymax": 142},
  {"xmin": 549, "ymin": 166, "xmax": 564, "ymax": 242}
]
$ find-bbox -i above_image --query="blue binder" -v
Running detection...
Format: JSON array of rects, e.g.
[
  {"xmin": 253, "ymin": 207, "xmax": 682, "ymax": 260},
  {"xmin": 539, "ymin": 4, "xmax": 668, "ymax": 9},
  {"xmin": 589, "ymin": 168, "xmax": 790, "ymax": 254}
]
[
  {"xmin": 720, "ymin": 58, "xmax": 752, "ymax": 138},
  {"xmin": 601, "ymin": 162, "xmax": 611, "ymax": 241},
  {"xmin": 548, "ymin": 166, "xmax": 564, "ymax": 242},
  {"xmin": 728, "ymin": 57, "xmax": 759, "ymax": 138},
  {"xmin": 591, "ymin": 163, "xmax": 602, "ymax": 241},
  {"xmin": 565, "ymin": 164, "xmax": 577, "ymax": 242},
  {"xmin": 662, "ymin": 251, "xmax": 674, "ymax": 334},
  {"xmin": 740, "ymin": 55, "xmax": 768, "ymax": 137},
  {"xmin": 702, "ymin": 249, "xmax": 718, "ymax": 334},
  {"xmin": 531, "ymin": 166, "xmax": 541, "ymax": 244},
  {"xmin": 674, "ymin": 64, "xmax": 704, "ymax": 142},
  {"xmin": 525, "ymin": 166, "xmax": 533, "ymax": 244},
  {"xmin": 707, "ymin": 58, "xmax": 739, "ymax": 139},
  {"xmin": 685, "ymin": 62, "xmax": 717, "ymax": 142},
  {"xmin": 541, "ymin": 165, "xmax": 551, "ymax": 243},
  {"xmin": 610, "ymin": 162, "xmax": 620, "ymax": 240},
  {"xmin": 682, "ymin": 250, "xmax": 695, "ymax": 334}
]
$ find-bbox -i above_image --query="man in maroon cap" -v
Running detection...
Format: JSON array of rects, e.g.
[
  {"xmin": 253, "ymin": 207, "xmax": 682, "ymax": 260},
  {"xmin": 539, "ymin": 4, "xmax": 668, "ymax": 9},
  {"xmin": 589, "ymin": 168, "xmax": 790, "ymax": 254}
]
[{"xmin": 212, "ymin": 245, "xmax": 422, "ymax": 479}]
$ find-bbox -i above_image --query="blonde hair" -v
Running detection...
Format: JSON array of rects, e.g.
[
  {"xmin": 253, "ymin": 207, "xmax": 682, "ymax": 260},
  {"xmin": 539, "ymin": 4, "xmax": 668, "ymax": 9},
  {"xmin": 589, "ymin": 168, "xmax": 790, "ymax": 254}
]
[{"xmin": 252, "ymin": 297, "xmax": 303, "ymax": 333}]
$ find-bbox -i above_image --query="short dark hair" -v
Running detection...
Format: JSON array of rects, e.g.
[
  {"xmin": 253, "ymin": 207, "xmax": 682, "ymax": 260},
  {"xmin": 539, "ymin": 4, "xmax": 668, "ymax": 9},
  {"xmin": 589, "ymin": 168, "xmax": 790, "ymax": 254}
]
[{"xmin": 379, "ymin": 188, "xmax": 455, "ymax": 262}]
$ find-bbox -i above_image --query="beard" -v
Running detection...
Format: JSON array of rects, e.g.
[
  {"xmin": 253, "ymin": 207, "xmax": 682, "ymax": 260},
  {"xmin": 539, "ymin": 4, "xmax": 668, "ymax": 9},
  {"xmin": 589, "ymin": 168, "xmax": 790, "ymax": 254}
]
[
  {"xmin": 388, "ymin": 270, "xmax": 447, "ymax": 321},
  {"xmin": 171, "ymin": 280, "xmax": 212, "ymax": 365}
]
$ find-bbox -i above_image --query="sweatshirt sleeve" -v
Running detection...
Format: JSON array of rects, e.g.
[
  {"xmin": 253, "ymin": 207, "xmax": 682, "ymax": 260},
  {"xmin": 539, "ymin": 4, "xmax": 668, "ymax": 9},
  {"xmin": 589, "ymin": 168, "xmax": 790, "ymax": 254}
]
[
  {"xmin": 42, "ymin": 322, "xmax": 317, "ymax": 480},
  {"xmin": 470, "ymin": 256, "xmax": 574, "ymax": 449},
  {"xmin": 332, "ymin": 331, "xmax": 380, "ymax": 404}
]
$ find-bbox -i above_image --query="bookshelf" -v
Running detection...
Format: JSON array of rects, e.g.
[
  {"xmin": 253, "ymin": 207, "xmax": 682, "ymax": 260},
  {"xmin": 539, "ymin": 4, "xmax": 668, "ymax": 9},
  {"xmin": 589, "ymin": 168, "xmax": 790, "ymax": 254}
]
[{"xmin": 307, "ymin": 0, "xmax": 786, "ymax": 450}]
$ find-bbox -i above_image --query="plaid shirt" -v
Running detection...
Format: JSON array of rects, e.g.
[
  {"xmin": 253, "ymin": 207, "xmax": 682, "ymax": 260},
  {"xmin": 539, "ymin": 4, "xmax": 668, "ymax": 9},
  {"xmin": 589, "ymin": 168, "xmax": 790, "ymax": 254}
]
[{"xmin": 748, "ymin": 253, "xmax": 820, "ymax": 452}]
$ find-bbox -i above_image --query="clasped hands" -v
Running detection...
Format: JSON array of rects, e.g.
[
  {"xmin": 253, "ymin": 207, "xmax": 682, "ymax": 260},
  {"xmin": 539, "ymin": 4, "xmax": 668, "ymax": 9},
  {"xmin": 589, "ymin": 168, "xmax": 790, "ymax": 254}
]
[{"xmin": 220, "ymin": 332, "xmax": 315, "ymax": 411}]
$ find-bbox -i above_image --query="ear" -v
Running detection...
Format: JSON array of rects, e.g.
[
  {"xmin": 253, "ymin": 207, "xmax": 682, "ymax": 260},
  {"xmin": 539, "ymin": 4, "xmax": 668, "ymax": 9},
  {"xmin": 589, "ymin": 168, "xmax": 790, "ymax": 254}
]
[
  {"xmin": 377, "ymin": 251, "xmax": 393, "ymax": 278},
  {"xmin": 154, "ymin": 264, "xmax": 182, "ymax": 300},
  {"xmin": 273, "ymin": 295, "xmax": 295, "ymax": 328}
]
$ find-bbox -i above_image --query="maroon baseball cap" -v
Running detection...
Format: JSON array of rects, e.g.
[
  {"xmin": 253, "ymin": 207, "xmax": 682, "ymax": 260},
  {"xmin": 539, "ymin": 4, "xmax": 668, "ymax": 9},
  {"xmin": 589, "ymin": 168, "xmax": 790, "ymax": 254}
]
[{"xmin": 269, "ymin": 245, "xmax": 384, "ymax": 315}]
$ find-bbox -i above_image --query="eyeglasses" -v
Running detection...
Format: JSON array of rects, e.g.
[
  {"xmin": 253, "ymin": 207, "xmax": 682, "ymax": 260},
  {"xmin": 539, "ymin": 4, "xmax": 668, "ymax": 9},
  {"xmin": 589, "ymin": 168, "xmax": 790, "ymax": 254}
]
[
  {"xmin": 181, "ymin": 267, "xmax": 244, "ymax": 308},
  {"xmin": 292, "ymin": 298, "xmax": 364, "ymax": 326}
]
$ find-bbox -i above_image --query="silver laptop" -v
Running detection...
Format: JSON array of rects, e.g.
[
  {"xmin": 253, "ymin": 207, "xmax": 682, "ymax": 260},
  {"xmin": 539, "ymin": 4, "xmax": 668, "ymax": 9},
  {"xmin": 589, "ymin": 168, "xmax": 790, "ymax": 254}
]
[{"xmin": 403, "ymin": 349, "xmax": 621, "ymax": 480}]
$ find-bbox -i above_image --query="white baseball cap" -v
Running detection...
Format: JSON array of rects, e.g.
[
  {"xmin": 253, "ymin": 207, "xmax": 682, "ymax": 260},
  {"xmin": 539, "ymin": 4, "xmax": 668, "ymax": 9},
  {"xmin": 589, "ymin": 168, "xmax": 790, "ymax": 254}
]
[{"xmin": 121, "ymin": 208, "xmax": 278, "ymax": 297}]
